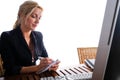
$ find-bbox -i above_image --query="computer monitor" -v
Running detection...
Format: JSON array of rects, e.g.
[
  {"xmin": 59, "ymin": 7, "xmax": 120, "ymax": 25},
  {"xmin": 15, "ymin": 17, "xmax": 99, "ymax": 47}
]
[{"xmin": 92, "ymin": 0, "xmax": 120, "ymax": 80}]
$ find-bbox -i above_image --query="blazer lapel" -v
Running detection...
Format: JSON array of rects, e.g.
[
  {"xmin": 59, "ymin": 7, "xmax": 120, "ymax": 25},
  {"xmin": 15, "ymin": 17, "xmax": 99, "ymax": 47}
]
[{"xmin": 16, "ymin": 27, "xmax": 31, "ymax": 54}]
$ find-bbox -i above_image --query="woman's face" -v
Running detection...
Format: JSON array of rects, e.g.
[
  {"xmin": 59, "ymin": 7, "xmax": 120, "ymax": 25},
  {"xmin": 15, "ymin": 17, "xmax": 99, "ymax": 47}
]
[{"xmin": 23, "ymin": 7, "xmax": 42, "ymax": 31}]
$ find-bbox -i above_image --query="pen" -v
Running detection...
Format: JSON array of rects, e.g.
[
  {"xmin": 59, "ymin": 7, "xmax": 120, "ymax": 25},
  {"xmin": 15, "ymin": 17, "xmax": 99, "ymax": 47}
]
[{"xmin": 38, "ymin": 57, "xmax": 44, "ymax": 60}]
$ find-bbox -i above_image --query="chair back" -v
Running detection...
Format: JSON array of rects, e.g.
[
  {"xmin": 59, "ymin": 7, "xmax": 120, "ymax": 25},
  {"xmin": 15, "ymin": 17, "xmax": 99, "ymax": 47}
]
[{"xmin": 77, "ymin": 47, "xmax": 97, "ymax": 64}]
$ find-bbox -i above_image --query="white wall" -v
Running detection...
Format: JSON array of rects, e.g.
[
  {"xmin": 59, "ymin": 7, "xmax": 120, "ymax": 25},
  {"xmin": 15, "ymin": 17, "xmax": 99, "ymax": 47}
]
[{"xmin": 0, "ymin": 0, "xmax": 107, "ymax": 68}]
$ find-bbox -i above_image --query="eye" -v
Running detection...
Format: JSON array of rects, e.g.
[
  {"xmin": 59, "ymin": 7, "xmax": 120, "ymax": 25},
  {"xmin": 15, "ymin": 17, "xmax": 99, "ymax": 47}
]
[
  {"xmin": 31, "ymin": 14, "xmax": 41, "ymax": 20},
  {"xmin": 31, "ymin": 14, "xmax": 36, "ymax": 18}
]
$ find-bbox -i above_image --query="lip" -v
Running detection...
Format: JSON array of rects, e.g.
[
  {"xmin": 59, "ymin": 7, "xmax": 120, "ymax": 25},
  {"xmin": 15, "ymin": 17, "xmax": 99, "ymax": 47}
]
[{"xmin": 32, "ymin": 24, "xmax": 37, "ymax": 27}]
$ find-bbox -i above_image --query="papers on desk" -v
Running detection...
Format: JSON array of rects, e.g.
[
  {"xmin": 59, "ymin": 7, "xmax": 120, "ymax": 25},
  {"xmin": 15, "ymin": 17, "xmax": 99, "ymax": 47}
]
[{"xmin": 85, "ymin": 59, "xmax": 95, "ymax": 70}]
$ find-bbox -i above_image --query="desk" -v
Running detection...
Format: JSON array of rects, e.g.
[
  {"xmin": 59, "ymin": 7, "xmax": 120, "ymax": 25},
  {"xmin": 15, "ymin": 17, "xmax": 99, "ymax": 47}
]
[
  {"xmin": 0, "ymin": 71, "xmax": 58, "ymax": 80},
  {"xmin": 0, "ymin": 64, "xmax": 93, "ymax": 80}
]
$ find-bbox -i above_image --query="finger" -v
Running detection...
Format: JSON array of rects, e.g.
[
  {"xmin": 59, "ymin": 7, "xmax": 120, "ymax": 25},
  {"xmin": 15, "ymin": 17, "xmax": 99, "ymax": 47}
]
[{"xmin": 49, "ymin": 67, "xmax": 58, "ymax": 71}]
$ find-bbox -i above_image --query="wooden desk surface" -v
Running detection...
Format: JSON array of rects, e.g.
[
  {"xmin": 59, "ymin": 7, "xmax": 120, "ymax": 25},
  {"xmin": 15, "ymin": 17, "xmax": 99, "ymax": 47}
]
[{"xmin": 0, "ymin": 71, "xmax": 58, "ymax": 80}]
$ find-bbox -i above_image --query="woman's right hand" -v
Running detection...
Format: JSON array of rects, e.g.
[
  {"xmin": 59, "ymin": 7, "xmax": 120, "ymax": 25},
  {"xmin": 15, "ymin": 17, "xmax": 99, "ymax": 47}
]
[{"xmin": 36, "ymin": 57, "xmax": 53, "ymax": 72}]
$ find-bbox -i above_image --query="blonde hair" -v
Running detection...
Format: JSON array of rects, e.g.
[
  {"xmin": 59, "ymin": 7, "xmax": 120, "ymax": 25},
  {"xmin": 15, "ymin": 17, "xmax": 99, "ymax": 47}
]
[{"xmin": 13, "ymin": 0, "xmax": 43, "ymax": 29}]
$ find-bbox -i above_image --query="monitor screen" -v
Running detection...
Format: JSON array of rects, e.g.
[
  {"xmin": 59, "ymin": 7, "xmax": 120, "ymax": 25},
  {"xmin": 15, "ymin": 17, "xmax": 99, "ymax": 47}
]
[{"xmin": 92, "ymin": 0, "xmax": 120, "ymax": 80}]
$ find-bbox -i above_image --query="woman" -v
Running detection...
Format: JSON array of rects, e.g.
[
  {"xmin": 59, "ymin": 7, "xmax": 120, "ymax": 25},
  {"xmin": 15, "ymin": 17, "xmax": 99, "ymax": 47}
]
[{"xmin": 0, "ymin": 0, "xmax": 60, "ymax": 76}]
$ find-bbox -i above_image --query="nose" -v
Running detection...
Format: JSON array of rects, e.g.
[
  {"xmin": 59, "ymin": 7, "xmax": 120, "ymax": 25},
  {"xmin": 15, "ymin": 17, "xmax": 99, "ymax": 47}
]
[{"xmin": 35, "ymin": 18, "xmax": 39, "ymax": 24}]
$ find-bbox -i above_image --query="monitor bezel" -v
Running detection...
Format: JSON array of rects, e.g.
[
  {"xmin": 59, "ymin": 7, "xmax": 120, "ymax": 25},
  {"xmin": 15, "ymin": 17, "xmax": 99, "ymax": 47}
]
[{"xmin": 92, "ymin": 0, "xmax": 120, "ymax": 80}]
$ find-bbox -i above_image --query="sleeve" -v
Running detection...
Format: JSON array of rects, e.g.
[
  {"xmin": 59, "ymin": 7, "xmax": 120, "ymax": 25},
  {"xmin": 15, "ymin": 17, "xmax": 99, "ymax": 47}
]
[
  {"xmin": 0, "ymin": 32, "xmax": 22, "ymax": 76},
  {"xmin": 34, "ymin": 32, "xmax": 48, "ymax": 57}
]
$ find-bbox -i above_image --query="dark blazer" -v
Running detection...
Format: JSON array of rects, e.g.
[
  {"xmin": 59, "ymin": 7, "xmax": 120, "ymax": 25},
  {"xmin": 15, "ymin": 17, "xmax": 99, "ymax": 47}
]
[{"xmin": 0, "ymin": 26, "xmax": 48, "ymax": 76}]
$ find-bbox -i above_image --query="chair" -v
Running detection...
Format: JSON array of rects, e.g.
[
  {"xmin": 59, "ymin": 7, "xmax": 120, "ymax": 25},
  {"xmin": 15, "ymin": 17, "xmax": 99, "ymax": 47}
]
[
  {"xmin": 77, "ymin": 47, "xmax": 97, "ymax": 64},
  {"xmin": 0, "ymin": 54, "xmax": 4, "ymax": 76}
]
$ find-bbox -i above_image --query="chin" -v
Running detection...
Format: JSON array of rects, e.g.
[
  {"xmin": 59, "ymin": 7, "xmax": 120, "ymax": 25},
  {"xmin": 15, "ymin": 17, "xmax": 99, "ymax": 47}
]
[
  {"xmin": 31, "ymin": 27, "xmax": 36, "ymax": 30},
  {"xmin": 31, "ymin": 29, "xmax": 35, "ymax": 31}
]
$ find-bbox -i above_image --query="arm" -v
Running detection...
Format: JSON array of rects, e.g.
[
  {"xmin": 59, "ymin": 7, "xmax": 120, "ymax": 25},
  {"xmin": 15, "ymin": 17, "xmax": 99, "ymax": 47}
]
[
  {"xmin": 21, "ymin": 57, "xmax": 53, "ymax": 73},
  {"xmin": 33, "ymin": 31, "xmax": 48, "ymax": 57},
  {"xmin": 1, "ymin": 32, "xmax": 22, "ymax": 75}
]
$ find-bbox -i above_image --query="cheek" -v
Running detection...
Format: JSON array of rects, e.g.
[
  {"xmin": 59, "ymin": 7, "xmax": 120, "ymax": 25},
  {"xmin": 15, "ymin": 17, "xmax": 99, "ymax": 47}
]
[
  {"xmin": 27, "ymin": 18, "xmax": 34, "ymax": 24},
  {"xmin": 25, "ymin": 19, "xmax": 34, "ymax": 26}
]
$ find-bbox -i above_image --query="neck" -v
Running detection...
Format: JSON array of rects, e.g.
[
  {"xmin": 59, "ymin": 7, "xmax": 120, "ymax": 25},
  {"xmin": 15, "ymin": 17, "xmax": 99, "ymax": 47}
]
[{"xmin": 20, "ymin": 25, "xmax": 31, "ymax": 38}]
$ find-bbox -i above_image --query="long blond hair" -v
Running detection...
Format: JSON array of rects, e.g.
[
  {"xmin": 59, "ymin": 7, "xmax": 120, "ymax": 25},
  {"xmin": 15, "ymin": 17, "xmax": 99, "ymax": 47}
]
[{"xmin": 13, "ymin": 0, "xmax": 43, "ymax": 29}]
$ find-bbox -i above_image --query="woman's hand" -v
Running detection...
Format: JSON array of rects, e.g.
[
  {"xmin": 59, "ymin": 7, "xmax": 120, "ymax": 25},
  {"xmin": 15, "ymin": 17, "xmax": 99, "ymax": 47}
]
[
  {"xmin": 37, "ymin": 57, "xmax": 53, "ymax": 71},
  {"xmin": 48, "ymin": 60, "xmax": 60, "ymax": 71},
  {"xmin": 36, "ymin": 57, "xmax": 60, "ymax": 72}
]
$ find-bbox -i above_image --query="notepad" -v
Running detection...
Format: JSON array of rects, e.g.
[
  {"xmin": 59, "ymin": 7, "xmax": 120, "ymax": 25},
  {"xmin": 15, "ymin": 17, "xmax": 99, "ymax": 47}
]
[{"xmin": 36, "ymin": 59, "xmax": 60, "ymax": 74}]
